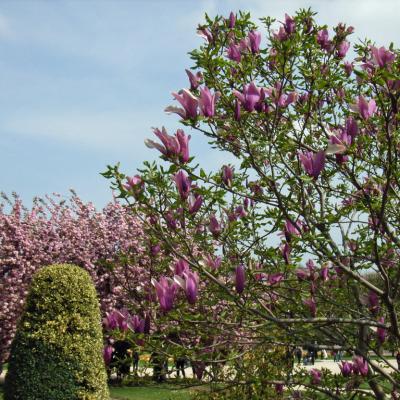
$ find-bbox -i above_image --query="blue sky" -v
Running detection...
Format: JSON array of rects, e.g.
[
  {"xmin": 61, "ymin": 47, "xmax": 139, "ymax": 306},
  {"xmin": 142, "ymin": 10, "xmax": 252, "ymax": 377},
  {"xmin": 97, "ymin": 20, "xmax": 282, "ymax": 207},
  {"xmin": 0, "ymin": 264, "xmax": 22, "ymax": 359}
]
[{"xmin": 0, "ymin": 0, "xmax": 398, "ymax": 207}]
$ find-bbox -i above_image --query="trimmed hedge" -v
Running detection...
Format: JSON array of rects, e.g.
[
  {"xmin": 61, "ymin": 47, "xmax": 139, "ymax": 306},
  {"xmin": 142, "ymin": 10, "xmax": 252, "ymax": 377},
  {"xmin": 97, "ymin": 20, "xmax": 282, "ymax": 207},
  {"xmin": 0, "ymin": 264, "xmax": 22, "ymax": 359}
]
[{"xmin": 4, "ymin": 264, "xmax": 109, "ymax": 400}]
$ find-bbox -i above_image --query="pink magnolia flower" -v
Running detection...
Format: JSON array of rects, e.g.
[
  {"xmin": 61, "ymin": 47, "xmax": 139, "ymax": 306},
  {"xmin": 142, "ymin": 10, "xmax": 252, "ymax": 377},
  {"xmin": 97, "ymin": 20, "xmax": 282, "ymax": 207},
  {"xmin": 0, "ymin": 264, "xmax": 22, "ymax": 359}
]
[
  {"xmin": 209, "ymin": 214, "xmax": 222, "ymax": 237},
  {"xmin": 281, "ymin": 219, "xmax": 303, "ymax": 241},
  {"xmin": 150, "ymin": 244, "xmax": 161, "ymax": 257},
  {"xmin": 377, "ymin": 317, "xmax": 386, "ymax": 343},
  {"xmin": 343, "ymin": 61, "xmax": 353, "ymax": 76},
  {"xmin": 199, "ymin": 86, "xmax": 220, "ymax": 117},
  {"xmin": 371, "ymin": 46, "xmax": 396, "ymax": 68},
  {"xmin": 320, "ymin": 265, "xmax": 329, "ymax": 281},
  {"xmin": 266, "ymin": 82, "xmax": 297, "ymax": 108},
  {"xmin": 266, "ymin": 273, "xmax": 284, "ymax": 285},
  {"xmin": 103, "ymin": 345, "xmax": 114, "ymax": 365},
  {"xmin": 337, "ymin": 40, "xmax": 350, "ymax": 58},
  {"xmin": 185, "ymin": 69, "xmax": 202, "ymax": 90},
  {"xmin": 296, "ymin": 268, "xmax": 309, "ymax": 281},
  {"xmin": 317, "ymin": 29, "xmax": 332, "ymax": 51},
  {"xmin": 284, "ymin": 13, "xmax": 295, "ymax": 34},
  {"xmin": 352, "ymin": 356, "xmax": 368, "ymax": 376},
  {"xmin": 165, "ymin": 210, "xmax": 178, "ymax": 230},
  {"xmin": 280, "ymin": 242, "xmax": 291, "ymax": 264},
  {"xmin": 233, "ymin": 81, "xmax": 263, "ymax": 112},
  {"xmin": 235, "ymin": 205, "xmax": 247, "ymax": 219},
  {"xmin": 304, "ymin": 297, "xmax": 317, "ymax": 317},
  {"xmin": 310, "ymin": 368, "xmax": 322, "ymax": 385},
  {"xmin": 228, "ymin": 12, "xmax": 236, "ymax": 29},
  {"xmin": 165, "ymin": 89, "xmax": 198, "ymax": 119},
  {"xmin": 104, "ymin": 309, "xmax": 131, "ymax": 331},
  {"xmin": 274, "ymin": 26, "xmax": 288, "ymax": 42},
  {"xmin": 234, "ymin": 98, "xmax": 241, "ymax": 120},
  {"xmin": 339, "ymin": 361, "xmax": 353, "ymax": 377},
  {"xmin": 175, "ymin": 270, "xmax": 199, "ymax": 305},
  {"xmin": 351, "ymin": 96, "xmax": 377, "ymax": 120},
  {"xmin": 368, "ymin": 290, "xmax": 380, "ymax": 315},
  {"xmin": 328, "ymin": 129, "xmax": 352, "ymax": 164},
  {"xmin": 274, "ymin": 26, "xmax": 288, "ymax": 41},
  {"xmin": 123, "ymin": 175, "xmax": 144, "ymax": 192},
  {"xmin": 197, "ymin": 27, "xmax": 213, "ymax": 42},
  {"xmin": 174, "ymin": 170, "xmax": 191, "ymax": 200},
  {"xmin": 387, "ymin": 79, "xmax": 400, "ymax": 92},
  {"xmin": 298, "ymin": 150, "xmax": 326, "ymax": 179},
  {"xmin": 188, "ymin": 194, "xmax": 203, "ymax": 215},
  {"xmin": 248, "ymin": 30, "xmax": 261, "ymax": 53},
  {"xmin": 239, "ymin": 37, "xmax": 250, "ymax": 52},
  {"xmin": 345, "ymin": 117, "xmax": 359, "ymax": 139},
  {"xmin": 145, "ymin": 127, "xmax": 191, "ymax": 163},
  {"xmin": 130, "ymin": 315, "xmax": 145, "ymax": 334},
  {"xmin": 298, "ymin": 92, "xmax": 309, "ymax": 105},
  {"xmin": 222, "ymin": 165, "xmax": 234, "ymax": 187},
  {"xmin": 103, "ymin": 311, "xmax": 119, "ymax": 330},
  {"xmin": 176, "ymin": 129, "xmax": 190, "ymax": 163},
  {"xmin": 203, "ymin": 254, "xmax": 222, "ymax": 270},
  {"xmin": 306, "ymin": 259, "xmax": 318, "ymax": 281},
  {"xmin": 174, "ymin": 259, "xmax": 190, "ymax": 276},
  {"xmin": 235, "ymin": 264, "xmax": 246, "ymax": 294},
  {"xmin": 146, "ymin": 127, "xmax": 179, "ymax": 156},
  {"xmin": 152, "ymin": 276, "xmax": 178, "ymax": 312},
  {"xmin": 227, "ymin": 43, "xmax": 241, "ymax": 62}
]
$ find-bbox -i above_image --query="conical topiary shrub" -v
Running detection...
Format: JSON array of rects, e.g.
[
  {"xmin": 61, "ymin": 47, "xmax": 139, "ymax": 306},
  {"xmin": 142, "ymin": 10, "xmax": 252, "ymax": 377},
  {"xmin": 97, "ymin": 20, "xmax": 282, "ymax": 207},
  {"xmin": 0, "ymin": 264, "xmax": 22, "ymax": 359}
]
[{"xmin": 4, "ymin": 264, "xmax": 109, "ymax": 400}]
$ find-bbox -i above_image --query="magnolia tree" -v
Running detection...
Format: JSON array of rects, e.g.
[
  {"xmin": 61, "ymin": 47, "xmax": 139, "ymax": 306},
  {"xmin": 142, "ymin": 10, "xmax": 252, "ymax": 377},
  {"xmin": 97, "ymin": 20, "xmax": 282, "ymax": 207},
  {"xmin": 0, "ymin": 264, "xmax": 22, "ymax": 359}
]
[
  {"xmin": 0, "ymin": 191, "xmax": 151, "ymax": 364},
  {"xmin": 104, "ymin": 8, "xmax": 400, "ymax": 399}
]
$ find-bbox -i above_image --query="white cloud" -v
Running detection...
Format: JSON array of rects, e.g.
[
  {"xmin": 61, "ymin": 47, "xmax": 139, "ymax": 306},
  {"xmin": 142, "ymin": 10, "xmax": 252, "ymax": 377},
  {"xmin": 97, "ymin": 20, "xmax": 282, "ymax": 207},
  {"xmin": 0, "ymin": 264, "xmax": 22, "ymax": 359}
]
[{"xmin": 233, "ymin": 0, "xmax": 398, "ymax": 46}]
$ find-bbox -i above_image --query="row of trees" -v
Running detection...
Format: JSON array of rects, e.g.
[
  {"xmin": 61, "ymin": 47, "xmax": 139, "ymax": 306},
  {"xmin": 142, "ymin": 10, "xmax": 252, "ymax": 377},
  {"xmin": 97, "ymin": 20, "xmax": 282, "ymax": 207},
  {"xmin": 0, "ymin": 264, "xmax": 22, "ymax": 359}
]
[
  {"xmin": 102, "ymin": 8, "xmax": 400, "ymax": 399},
  {"xmin": 0, "ymin": 191, "xmax": 149, "ymax": 364}
]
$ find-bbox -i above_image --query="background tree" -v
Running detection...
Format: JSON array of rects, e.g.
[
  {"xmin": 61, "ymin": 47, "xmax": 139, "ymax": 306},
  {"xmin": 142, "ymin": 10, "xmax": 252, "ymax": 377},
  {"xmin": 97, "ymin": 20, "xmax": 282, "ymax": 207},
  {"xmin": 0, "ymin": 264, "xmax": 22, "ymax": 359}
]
[{"xmin": 0, "ymin": 191, "xmax": 150, "ymax": 364}]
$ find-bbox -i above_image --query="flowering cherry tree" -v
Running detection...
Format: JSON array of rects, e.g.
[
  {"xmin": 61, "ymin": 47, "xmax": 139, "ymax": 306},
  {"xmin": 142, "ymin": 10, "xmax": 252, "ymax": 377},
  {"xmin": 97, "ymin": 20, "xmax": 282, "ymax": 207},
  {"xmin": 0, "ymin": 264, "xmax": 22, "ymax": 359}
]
[
  {"xmin": 0, "ymin": 191, "xmax": 149, "ymax": 364},
  {"xmin": 104, "ymin": 8, "xmax": 400, "ymax": 399}
]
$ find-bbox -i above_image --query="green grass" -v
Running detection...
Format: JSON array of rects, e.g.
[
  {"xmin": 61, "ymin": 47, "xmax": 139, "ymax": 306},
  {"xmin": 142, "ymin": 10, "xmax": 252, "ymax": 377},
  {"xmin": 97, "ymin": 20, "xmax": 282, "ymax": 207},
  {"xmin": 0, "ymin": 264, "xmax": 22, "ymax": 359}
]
[
  {"xmin": 110, "ymin": 385, "xmax": 194, "ymax": 400},
  {"xmin": 0, "ymin": 383, "xmax": 194, "ymax": 400}
]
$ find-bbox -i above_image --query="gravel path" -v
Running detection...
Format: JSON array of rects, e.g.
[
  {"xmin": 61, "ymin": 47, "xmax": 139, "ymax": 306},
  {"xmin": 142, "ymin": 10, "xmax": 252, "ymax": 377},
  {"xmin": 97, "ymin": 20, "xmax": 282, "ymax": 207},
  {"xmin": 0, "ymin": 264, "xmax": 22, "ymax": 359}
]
[{"xmin": 1, "ymin": 358, "xmax": 397, "ymax": 384}]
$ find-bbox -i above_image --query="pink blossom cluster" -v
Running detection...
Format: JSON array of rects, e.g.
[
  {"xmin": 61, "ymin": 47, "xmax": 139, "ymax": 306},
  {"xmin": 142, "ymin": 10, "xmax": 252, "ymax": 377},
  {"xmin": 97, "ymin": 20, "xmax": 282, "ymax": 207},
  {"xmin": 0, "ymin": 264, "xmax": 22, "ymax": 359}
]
[{"xmin": 0, "ymin": 192, "xmax": 148, "ymax": 363}]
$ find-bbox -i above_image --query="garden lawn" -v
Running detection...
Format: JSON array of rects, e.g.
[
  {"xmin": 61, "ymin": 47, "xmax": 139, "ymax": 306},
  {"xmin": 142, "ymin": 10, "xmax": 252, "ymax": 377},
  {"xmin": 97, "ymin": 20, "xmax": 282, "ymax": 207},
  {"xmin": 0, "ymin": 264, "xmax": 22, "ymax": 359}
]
[
  {"xmin": 0, "ymin": 384, "xmax": 194, "ymax": 400},
  {"xmin": 110, "ymin": 385, "xmax": 194, "ymax": 400}
]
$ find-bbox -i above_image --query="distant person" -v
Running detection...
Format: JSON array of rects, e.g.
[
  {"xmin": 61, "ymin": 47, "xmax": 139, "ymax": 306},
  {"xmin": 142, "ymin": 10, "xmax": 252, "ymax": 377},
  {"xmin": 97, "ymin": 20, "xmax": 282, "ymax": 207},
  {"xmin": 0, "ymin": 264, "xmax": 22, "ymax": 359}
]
[
  {"xmin": 175, "ymin": 356, "xmax": 186, "ymax": 378},
  {"xmin": 113, "ymin": 340, "xmax": 132, "ymax": 380},
  {"xmin": 133, "ymin": 351, "xmax": 139, "ymax": 373},
  {"xmin": 312, "ymin": 341, "xmax": 318, "ymax": 364},
  {"xmin": 285, "ymin": 347, "xmax": 295, "ymax": 379},
  {"xmin": 295, "ymin": 347, "xmax": 302, "ymax": 365},
  {"xmin": 396, "ymin": 350, "xmax": 400, "ymax": 370}
]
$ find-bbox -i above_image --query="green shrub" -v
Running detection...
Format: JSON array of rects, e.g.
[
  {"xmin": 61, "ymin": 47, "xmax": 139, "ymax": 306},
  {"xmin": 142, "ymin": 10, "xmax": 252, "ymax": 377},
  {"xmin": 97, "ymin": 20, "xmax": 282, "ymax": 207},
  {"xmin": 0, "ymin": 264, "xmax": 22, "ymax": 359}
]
[{"xmin": 4, "ymin": 264, "xmax": 109, "ymax": 400}]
